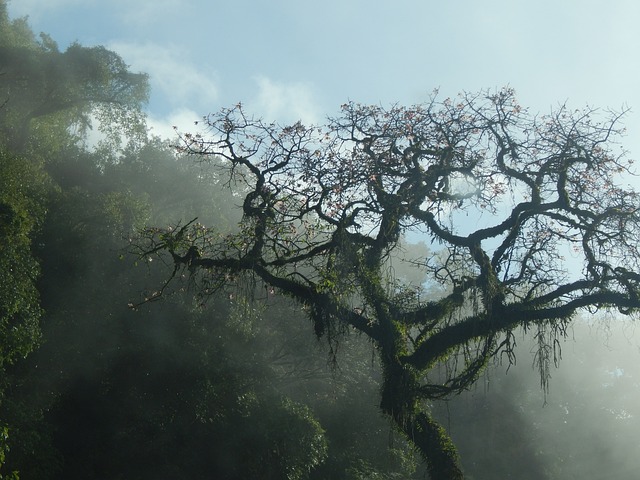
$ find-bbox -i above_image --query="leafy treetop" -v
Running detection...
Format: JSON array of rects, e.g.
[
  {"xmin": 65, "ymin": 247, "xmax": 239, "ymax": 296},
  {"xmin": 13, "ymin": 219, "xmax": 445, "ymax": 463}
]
[{"xmin": 0, "ymin": 5, "xmax": 149, "ymax": 153}]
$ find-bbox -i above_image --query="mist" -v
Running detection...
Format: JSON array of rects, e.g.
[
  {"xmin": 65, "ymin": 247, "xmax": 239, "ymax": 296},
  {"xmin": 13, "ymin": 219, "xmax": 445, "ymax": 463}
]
[
  {"xmin": 3, "ymin": 3, "xmax": 640, "ymax": 479},
  {"xmin": 434, "ymin": 319, "xmax": 640, "ymax": 479}
]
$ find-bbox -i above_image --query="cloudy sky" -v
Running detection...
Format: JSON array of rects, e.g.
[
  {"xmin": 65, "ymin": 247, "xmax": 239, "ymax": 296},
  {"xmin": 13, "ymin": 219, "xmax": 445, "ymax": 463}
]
[
  {"xmin": 8, "ymin": 0, "xmax": 640, "ymax": 155},
  {"xmin": 8, "ymin": 1, "xmax": 640, "ymax": 461}
]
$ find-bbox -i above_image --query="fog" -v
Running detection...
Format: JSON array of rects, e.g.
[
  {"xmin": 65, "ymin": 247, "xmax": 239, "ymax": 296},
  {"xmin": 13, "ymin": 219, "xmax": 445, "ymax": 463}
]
[
  {"xmin": 3, "ymin": 2, "xmax": 640, "ymax": 479},
  {"xmin": 436, "ymin": 319, "xmax": 640, "ymax": 479}
]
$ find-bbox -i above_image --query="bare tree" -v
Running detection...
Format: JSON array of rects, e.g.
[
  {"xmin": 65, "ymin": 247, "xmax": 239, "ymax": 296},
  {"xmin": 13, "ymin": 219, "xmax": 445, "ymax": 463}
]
[{"xmin": 133, "ymin": 88, "xmax": 640, "ymax": 479}]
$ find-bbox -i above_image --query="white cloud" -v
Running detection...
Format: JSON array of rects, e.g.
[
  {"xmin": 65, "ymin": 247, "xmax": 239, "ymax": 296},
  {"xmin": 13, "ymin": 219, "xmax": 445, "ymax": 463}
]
[
  {"xmin": 147, "ymin": 107, "xmax": 202, "ymax": 142},
  {"xmin": 145, "ymin": 78, "xmax": 324, "ymax": 143},
  {"xmin": 250, "ymin": 76, "xmax": 322, "ymax": 126},
  {"xmin": 114, "ymin": 0, "xmax": 184, "ymax": 28},
  {"xmin": 11, "ymin": 0, "xmax": 186, "ymax": 27},
  {"xmin": 8, "ymin": 0, "xmax": 96, "ymax": 17},
  {"xmin": 108, "ymin": 41, "xmax": 219, "ymax": 111}
]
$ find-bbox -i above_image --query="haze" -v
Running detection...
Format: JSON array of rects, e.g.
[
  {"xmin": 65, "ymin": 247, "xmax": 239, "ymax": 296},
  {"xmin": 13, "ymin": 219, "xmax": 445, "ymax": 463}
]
[{"xmin": 2, "ymin": 1, "xmax": 640, "ymax": 478}]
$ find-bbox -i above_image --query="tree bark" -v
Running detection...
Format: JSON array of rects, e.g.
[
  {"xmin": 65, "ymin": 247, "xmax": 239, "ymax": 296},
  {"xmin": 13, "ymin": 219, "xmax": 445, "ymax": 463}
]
[
  {"xmin": 379, "ymin": 360, "xmax": 464, "ymax": 479},
  {"xmin": 404, "ymin": 411, "xmax": 464, "ymax": 480}
]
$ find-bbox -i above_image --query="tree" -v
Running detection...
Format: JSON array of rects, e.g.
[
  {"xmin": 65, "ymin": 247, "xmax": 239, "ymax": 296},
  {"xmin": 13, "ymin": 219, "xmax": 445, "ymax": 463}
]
[
  {"xmin": 0, "ymin": 148, "xmax": 48, "ymax": 480},
  {"xmin": 2, "ymin": 136, "xmax": 340, "ymax": 479},
  {"xmin": 134, "ymin": 88, "xmax": 640, "ymax": 479},
  {"xmin": 0, "ymin": 9, "xmax": 149, "ymax": 476},
  {"xmin": 0, "ymin": 149, "xmax": 48, "ymax": 369},
  {"xmin": 0, "ymin": 3, "xmax": 149, "ymax": 153}
]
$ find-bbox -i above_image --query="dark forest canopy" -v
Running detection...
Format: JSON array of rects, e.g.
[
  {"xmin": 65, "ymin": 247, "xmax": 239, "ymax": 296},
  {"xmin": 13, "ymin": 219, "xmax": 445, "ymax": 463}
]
[
  {"xmin": 0, "ymin": 7, "xmax": 425, "ymax": 479},
  {"xmin": 135, "ymin": 89, "xmax": 640, "ymax": 479},
  {"xmin": 0, "ymin": 0, "xmax": 150, "ymax": 377}
]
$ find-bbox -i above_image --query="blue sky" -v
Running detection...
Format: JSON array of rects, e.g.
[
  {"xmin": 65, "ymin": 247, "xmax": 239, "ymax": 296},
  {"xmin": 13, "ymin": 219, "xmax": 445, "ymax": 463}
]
[
  {"xmin": 9, "ymin": 2, "xmax": 640, "ymax": 453},
  {"xmin": 7, "ymin": 0, "xmax": 640, "ymax": 158}
]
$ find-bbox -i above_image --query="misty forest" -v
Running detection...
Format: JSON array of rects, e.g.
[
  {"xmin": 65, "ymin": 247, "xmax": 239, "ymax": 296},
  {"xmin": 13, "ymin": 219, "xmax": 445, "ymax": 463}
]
[{"xmin": 2, "ymin": 4, "xmax": 640, "ymax": 479}]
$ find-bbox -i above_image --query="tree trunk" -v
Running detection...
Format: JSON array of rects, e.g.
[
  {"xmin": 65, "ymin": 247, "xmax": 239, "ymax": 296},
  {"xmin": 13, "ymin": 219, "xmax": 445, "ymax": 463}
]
[
  {"xmin": 380, "ymin": 360, "xmax": 464, "ymax": 479},
  {"xmin": 402, "ymin": 411, "xmax": 464, "ymax": 480}
]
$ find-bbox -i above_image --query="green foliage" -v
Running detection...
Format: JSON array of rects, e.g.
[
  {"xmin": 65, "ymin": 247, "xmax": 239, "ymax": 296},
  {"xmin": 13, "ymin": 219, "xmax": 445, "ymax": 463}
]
[
  {"xmin": 228, "ymin": 395, "xmax": 328, "ymax": 480},
  {"xmin": 0, "ymin": 10, "xmax": 149, "ymax": 153},
  {"xmin": 0, "ymin": 150, "xmax": 48, "ymax": 368},
  {"xmin": 0, "ymin": 135, "xmax": 337, "ymax": 479},
  {"xmin": 0, "ymin": 1, "xmax": 36, "ymax": 50},
  {"xmin": 346, "ymin": 454, "xmax": 416, "ymax": 480},
  {"xmin": 0, "ymin": 148, "xmax": 51, "ymax": 479},
  {"xmin": 279, "ymin": 398, "xmax": 329, "ymax": 477},
  {"xmin": 0, "ymin": 426, "xmax": 19, "ymax": 480}
]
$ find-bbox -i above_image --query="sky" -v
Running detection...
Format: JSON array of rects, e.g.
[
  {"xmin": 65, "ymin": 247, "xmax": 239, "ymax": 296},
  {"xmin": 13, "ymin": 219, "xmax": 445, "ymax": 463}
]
[
  {"xmin": 8, "ymin": 3, "xmax": 640, "ymax": 310},
  {"xmin": 7, "ymin": 0, "xmax": 640, "ymax": 159},
  {"xmin": 7, "ymin": 1, "xmax": 640, "ymax": 473}
]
